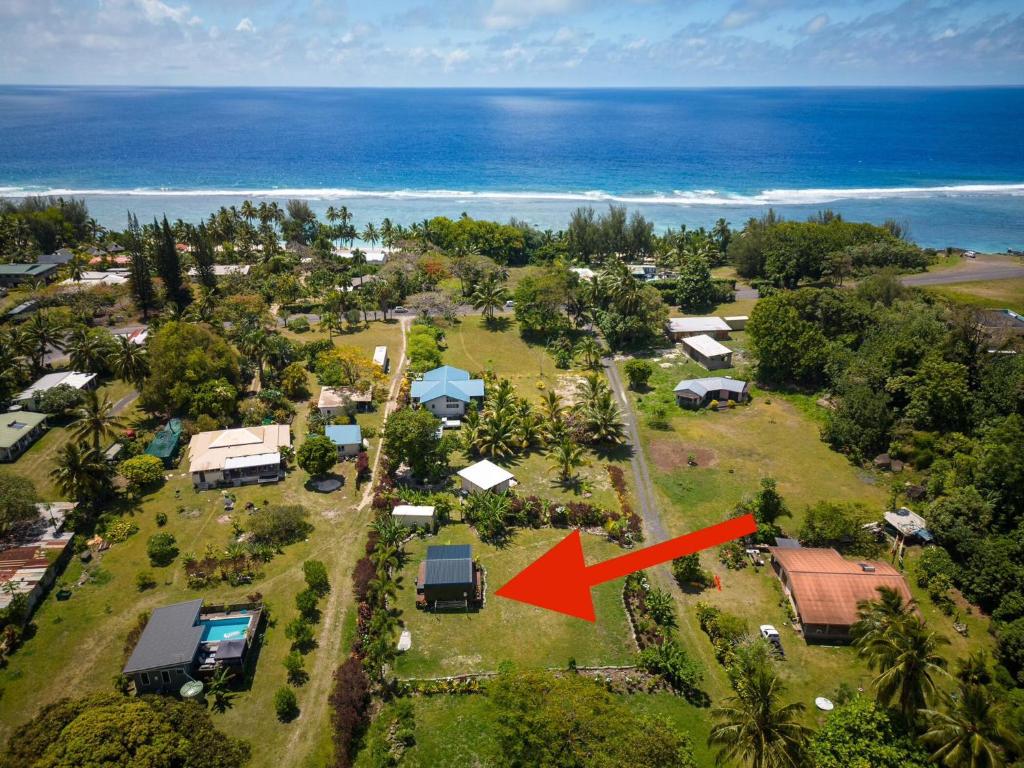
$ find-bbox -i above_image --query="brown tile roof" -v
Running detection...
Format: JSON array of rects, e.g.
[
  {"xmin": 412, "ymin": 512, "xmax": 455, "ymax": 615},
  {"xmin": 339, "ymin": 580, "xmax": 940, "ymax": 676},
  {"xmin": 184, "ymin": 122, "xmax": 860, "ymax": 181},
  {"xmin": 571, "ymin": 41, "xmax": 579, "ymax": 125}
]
[{"xmin": 770, "ymin": 547, "xmax": 912, "ymax": 628}]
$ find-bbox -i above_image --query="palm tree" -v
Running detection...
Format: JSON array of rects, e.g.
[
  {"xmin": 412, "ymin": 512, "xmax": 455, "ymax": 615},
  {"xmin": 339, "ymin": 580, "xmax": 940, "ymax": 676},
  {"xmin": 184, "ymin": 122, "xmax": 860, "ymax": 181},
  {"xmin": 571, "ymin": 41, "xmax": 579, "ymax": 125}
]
[
  {"xmin": 574, "ymin": 335, "xmax": 605, "ymax": 369},
  {"xmin": 361, "ymin": 222, "xmax": 379, "ymax": 249},
  {"xmin": 380, "ymin": 218, "xmax": 395, "ymax": 250},
  {"xmin": 370, "ymin": 515, "xmax": 406, "ymax": 550},
  {"xmin": 112, "ymin": 335, "xmax": 148, "ymax": 387},
  {"xmin": 549, "ymin": 438, "xmax": 586, "ymax": 483},
  {"xmin": 851, "ymin": 585, "xmax": 914, "ymax": 651},
  {"xmin": 471, "ymin": 276, "xmax": 508, "ymax": 324},
  {"xmin": 920, "ymin": 684, "xmax": 1021, "ymax": 768},
  {"xmin": 70, "ymin": 390, "xmax": 126, "ymax": 451},
  {"xmin": 206, "ymin": 666, "xmax": 236, "ymax": 712},
  {"xmin": 50, "ymin": 442, "xmax": 110, "ymax": 504},
  {"xmin": 708, "ymin": 662, "xmax": 812, "ymax": 768},
  {"xmin": 576, "ymin": 382, "xmax": 625, "ymax": 445},
  {"xmin": 237, "ymin": 328, "xmax": 270, "ymax": 389},
  {"xmin": 855, "ymin": 610, "xmax": 949, "ymax": 721},
  {"xmin": 475, "ymin": 408, "xmax": 521, "ymax": 458},
  {"xmin": 319, "ymin": 311, "xmax": 339, "ymax": 340},
  {"xmin": 20, "ymin": 312, "xmax": 66, "ymax": 373},
  {"xmin": 67, "ymin": 328, "xmax": 115, "ymax": 375}
]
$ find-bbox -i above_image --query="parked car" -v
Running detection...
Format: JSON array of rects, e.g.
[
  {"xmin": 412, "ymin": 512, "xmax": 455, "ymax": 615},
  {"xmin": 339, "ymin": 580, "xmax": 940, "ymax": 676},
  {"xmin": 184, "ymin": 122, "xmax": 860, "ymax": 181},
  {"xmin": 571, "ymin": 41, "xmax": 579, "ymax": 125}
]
[
  {"xmin": 760, "ymin": 624, "xmax": 784, "ymax": 656},
  {"xmin": 393, "ymin": 306, "xmax": 407, "ymax": 314},
  {"xmin": 504, "ymin": 300, "xmax": 515, "ymax": 308}
]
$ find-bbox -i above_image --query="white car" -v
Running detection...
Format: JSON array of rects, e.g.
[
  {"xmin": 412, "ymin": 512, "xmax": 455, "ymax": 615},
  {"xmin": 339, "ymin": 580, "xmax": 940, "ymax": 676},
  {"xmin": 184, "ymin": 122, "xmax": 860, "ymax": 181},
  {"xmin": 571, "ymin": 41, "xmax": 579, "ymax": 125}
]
[
  {"xmin": 504, "ymin": 300, "xmax": 515, "ymax": 308},
  {"xmin": 760, "ymin": 624, "xmax": 784, "ymax": 655},
  {"xmin": 393, "ymin": 306, "xmax": 407, "ymax": 314}
]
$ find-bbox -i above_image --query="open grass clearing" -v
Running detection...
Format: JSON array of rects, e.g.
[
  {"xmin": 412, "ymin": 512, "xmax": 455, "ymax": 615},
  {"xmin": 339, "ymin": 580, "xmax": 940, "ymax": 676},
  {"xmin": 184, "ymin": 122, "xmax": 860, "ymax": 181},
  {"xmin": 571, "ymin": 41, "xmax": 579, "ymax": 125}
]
[
  {"xmin": 924, "ymin": 277, "xmax": 1024, "ymax": 314},
  {"xmin": 393, "ymin": 525, "xmax": 636, "ymax": 679}
]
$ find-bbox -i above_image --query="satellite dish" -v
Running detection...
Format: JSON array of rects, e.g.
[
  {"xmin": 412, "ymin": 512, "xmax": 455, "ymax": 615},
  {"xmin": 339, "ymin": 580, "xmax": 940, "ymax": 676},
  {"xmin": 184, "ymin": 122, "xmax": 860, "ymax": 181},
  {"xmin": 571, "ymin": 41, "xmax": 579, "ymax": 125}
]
[
  {"xmin": 180, "ymin": 680, "xmax": 204, "ymax": 699},
  {"xmin": 814, "ymin": 696, "xmax": 834, "ymax": 711}
]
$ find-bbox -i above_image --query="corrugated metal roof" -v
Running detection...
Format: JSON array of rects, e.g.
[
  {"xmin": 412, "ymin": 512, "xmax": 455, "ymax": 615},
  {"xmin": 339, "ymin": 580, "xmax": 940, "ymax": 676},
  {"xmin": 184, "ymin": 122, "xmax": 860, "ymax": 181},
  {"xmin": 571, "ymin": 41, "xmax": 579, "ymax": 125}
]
[
  {"xmin": 427, "ymin": 544, "xmax": 471, "ymax": 560},
  {"xmin": 123, "ymin": 600, "xmax": 204, "ymax": 674},
  {"xmin": 681, "ymin": 334, "xmax": 732, "ymax": 358},
  {"xmin": 673, "ymin": 377, "xmax": 748, "ymax": 397},
  {"xmin": 325, "ymin": 424, "xmax": 363, "ymax": 446},
  {"xmin": 424, "ymin": 558, "xmax": 473, "ymax": 586},
  {"xmin": 457, "ymin": 459, "xmax": 514, "ymax": 490},
  {"xmin": 411, "ymin": 365, "xmax": 485, "ymax": 404},
  {"xmin": 667, "ymin": 316, "xmax": 731, "ymax": 334}
]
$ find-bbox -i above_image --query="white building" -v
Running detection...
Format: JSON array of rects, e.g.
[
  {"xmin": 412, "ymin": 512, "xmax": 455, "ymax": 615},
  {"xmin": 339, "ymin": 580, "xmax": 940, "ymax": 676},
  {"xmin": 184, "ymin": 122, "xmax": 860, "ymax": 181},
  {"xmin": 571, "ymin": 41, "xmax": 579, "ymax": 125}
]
[
  {"xmin": 187, "ymin": 425, "xmax": 291, "ymax": 490},
  {"xmin": 410, "ymin": 366, "xmax": 485, "ymax": 418},
  {"xmin": 681, "ymin": 334, "xmax": 734, "ymax": 370},
  {"xmin": 392, "ymin": 505, "xmax": 436, "ymax": 529},
  {"xmin": 373, "ymin": 346, "xmax": 389, "ymax": 373},
  {"xmin": 60, "ymin": 271, "xmax": 130, "ymax": 289},
  {"xmin": 666, "ymin": 316, "xmax": 732, "ymax": 341},
  {"xmin": 457, "ymin": 459, "xmax": 514, "ymax": 494},
  {"xmin": 14, "ymin": 371, "xmax": 97, "ymax": 407}
]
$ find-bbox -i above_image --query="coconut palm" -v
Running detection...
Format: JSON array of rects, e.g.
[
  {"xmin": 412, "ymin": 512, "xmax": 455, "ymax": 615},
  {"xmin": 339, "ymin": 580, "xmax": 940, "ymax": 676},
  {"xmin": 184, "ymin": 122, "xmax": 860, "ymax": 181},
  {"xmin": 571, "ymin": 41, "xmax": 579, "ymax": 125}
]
[
  {"xmin": 207, "ymin": 666, "xmax": 236, "ymax": 712},
  {"xmin": 857, "ymin": 613, "xmax": 949, "ymax": 721},
  {"xmin": 471, "ymin": 276, "xmax": 508, "ymax": 324},
  {"xmin": 577, "ymin": 386, "xmax": 626, "ymax": 445},
  {"xmin": 920, "ymin": 683, "xmax": 1021, "ymax": 768},
  {"xmin": 549, "ymin": 438, "xmax": 586, "ymax": 484},
  {"xmin": 112, "ymin": 335, "xmax": 148, "ymax": 387},
  {"xmin": 708, "ymin": 662, "xmax": 812, "ymax": 768},
  {"xmin": 380, "ymin": 218, "xmax": 395, "ymax": 250},
  {"xmin": 574, "ymin": 335, "xmax": 605, "ymax": 369},
  {"xmin": 237, "ymin": 327, "xmax": 270, "ymax": 389},
  {"xmin": 361, "ymin": 222, "xmax": 380, "ymax": 249},
  {"xmin": 851, "ymin": 585, "xmax": 915, "ymax": 652},
  {"xmin": 370, "ymin": 515, "xmax": 405, "ymax": 550},
  {"xmin": 67, "ymin": 328, "xmax": 115, "ymax": 375},
  {"xmin": 50, "ymin": 442, "xmax": 111, "ymax": 504},
  {"xmin": 475, "ymin": 408, "xmax": 521, "ymax": 458},
  {"xmin": 19, "ymin": 312, "xmax": 66, "ymax": 373},
  {"xmin": 70, "ymin": 390, "xmax": 126, "ymax": 451}
]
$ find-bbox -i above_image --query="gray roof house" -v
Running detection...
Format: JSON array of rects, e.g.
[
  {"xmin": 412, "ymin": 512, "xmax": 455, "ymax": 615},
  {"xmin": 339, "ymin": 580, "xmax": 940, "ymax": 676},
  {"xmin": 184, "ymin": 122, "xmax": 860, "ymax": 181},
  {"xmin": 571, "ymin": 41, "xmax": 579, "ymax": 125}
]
[
  {"xmin": 0, "ymin": 262, "xmax": 59, "ymax": 286},
  {"xmin": 123, "ymin": 599, "xmax": 262, "ymax": 694},
  {"xmin": 416, "ymin": 545, "xmax": 481, "ymax": 610},
  {"xmin": 410, "ymin": 365, "xmax": 485, "ymax": 418},
  {"xmin": 674, "ymin": 377, "xmax": 750, "ymax": 408},
  {"xmin": 38, "ymin": 248, "xmax": 75, "ymax": 265}
]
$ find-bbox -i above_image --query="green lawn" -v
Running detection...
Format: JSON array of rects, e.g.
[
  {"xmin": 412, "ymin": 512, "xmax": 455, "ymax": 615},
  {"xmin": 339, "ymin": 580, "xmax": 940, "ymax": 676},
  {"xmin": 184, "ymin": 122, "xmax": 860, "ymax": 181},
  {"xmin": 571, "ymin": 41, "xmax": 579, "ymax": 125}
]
[
  {"xmin": 924, "ymin": 277, "xmax": 1024, "ymax": 314},
  {"xmin": 437, "ymin": 317, "xmax": 563, "ymax": 403},
  {"xmin": 393, "ymin": 525, "xmax": 636, "ymax": 679}
]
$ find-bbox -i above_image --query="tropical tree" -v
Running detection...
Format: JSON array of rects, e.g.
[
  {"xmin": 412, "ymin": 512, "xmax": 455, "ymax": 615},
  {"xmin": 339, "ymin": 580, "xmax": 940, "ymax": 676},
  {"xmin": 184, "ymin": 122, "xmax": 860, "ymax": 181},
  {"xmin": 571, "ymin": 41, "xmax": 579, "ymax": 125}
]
[
  {"xmin": 708, "ymin": 661, "xmax": 812, "ymax": 768},
  {"xmin": 70, "ymin": 390, "xmax": 126, "ymax": 451},
  {"xmin": 50, "ymin": 442, "xmax": 111, "ymax": 505},
  {"xmin": 549, "ymin": 438, "xmax": 586, "ymax": 484},
  {"xmin": 574, "ymin": 335, "xmax": 605, "ymax": 369},
  {"xmin": 66, "ymin": 328, "xmax": 115, "ymax": 375},
  {"xmin": 920, "ymin": 683, "xmax": 1021, "ymax": 768},
  {"xmin": 206, "ymin": 666, "xmax": 236, "ymax": 713},
  {"xmin": 853, "ymin": 603, "xmax": 950, "ymax": 721},
  {"xmin": 19, "ymin": 312, "xmax": 66, "ymax": 373},
  {"xmin": 577, "ymin": 386, "xmax": 626, "ymax": 445},
  {"xmin": 370, "ymin": 515, "xmax": 406, "ymax": 550},
  {"xmin": 471, "ymin": 275, "xmax": 508, "ymax": 324},
  {"xmin": 464, "ymin": 491, "xmax": 511, "ymax": 544},
  {"xmin": 361, "ymin": 222, "xmax": 379, "ymax": 249}
]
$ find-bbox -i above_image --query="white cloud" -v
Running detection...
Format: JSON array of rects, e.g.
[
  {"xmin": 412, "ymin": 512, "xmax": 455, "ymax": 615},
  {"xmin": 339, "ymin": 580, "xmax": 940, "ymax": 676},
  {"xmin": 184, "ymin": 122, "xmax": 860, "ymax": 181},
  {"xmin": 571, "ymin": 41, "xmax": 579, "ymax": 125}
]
[
  {"xmin": 136, "ymin": 0, "xmax": 200, "ymax": 27},
  {"xmin": 935, "ymin": 27, "xmax": 957, "ymax": 40},
  {"xmin": 802, "ymin": 13, "xmax": 829, "ymax": 35},
  {"xmin": 235, "ymin": 17, "xmax": 255, "ymax": 33},
  {"xmin": 484, "ymin": 0, "xmax": 584, "ymax": 30},
  {"xmin": 721, "ymin": 10, "xmax": 756, "ymax": 30}
]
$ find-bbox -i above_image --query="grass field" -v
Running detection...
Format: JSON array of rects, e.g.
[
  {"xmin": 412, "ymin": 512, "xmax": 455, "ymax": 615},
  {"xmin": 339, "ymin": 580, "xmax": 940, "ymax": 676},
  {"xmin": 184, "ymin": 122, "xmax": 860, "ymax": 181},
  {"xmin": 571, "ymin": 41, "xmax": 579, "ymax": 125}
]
[
  {"xmin": 0, "ymin": 321, "xmax": 405, "ymax": 768},
  {"xmin": 924, "ymin": 277, "xmax": 1024, "ymax": 314},
  {"xmin": 393, "ymin": 525, "xmax": 636, "ymax": 679}
]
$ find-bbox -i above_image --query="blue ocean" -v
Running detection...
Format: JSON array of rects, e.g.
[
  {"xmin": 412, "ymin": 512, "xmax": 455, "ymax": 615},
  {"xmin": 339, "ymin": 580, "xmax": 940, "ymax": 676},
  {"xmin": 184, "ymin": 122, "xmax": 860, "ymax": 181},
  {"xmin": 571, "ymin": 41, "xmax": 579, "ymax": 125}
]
[{"xmin": 1, "ymin": 86, "xmax": 1023, "ymax": 250}]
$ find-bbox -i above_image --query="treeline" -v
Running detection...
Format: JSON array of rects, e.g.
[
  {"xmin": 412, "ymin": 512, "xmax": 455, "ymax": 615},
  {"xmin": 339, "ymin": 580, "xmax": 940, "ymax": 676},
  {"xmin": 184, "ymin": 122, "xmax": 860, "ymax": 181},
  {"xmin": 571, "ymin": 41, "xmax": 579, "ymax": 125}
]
[
  {"xmin": 0, "ymin": 197, "xmax": 93, "ymax": 256},
  {"xmin": 747, "ymin": 277, "xmax": 1024, "ymax": 687},
  {"xmin": 730, "ymin": 210, "xmax": 932, "ymax": 288}
]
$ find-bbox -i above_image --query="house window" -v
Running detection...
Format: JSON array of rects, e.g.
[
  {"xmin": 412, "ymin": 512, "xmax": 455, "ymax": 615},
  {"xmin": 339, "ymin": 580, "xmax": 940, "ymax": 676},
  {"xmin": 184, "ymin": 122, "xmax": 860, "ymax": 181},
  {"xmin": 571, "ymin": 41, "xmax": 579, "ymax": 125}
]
[
  {"xmin": 161, "ymin": 670, "xmax": 171, "ymax": 684},
  {"xmin": 140, "ymin": 672, "xmax": 149, "ymax": 685},
  {"xmin": 446, "ymin": 398, "xmax": 462, "ymax": 409}
]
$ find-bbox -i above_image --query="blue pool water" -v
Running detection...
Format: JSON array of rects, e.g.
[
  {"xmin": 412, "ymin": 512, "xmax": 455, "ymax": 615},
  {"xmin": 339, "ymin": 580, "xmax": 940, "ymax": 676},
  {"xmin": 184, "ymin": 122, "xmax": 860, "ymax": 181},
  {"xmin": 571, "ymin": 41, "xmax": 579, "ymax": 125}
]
[{"xmin": 200, "ymin": 615, "xmax": 251, "ymax": 643}]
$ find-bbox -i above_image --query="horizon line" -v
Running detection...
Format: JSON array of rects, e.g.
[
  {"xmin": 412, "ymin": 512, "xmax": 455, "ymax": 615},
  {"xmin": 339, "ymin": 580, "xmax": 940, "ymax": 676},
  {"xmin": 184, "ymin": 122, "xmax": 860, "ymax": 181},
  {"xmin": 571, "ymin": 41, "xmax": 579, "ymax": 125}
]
[{"xmin": 1, "ymin": 83, "xmax": 1023, "ymax": 91}]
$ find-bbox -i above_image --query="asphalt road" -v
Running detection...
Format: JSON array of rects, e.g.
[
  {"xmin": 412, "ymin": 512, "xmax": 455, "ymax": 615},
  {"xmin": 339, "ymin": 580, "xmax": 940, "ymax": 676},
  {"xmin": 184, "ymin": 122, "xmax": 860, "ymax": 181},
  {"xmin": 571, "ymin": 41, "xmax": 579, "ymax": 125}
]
[{"xmin": 899, "ymin": 260, "xmax": 1024, "ymax": 286}]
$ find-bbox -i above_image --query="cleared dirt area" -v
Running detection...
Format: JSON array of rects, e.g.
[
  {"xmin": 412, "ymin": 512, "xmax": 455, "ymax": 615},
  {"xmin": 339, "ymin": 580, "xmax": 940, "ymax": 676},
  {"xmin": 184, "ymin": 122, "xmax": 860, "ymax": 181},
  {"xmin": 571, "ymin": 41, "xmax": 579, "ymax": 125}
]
[{"xmin": 648, "ymin": 439, "xmax": 718, "ymax": 471}]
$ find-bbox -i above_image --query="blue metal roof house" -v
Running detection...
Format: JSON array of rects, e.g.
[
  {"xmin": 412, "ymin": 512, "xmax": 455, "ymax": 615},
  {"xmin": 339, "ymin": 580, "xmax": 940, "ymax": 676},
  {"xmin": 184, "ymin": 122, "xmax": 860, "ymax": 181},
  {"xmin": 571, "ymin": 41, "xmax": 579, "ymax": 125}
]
[
  {"xmin": 325, "ymin": 424, "xmax": 364, "ymax": 457},
  {"xmin": 409, "ymin": 366, "xmax": 485, "ymax": 418}
]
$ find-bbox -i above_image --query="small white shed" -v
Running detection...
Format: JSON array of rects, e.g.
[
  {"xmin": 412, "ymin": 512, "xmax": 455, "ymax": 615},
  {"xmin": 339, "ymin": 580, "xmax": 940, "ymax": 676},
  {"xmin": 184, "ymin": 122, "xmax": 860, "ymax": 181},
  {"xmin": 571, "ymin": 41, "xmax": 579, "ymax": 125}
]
[
  {"xmin": 457, "ymin": 459, "xmax": 514, "ymax": 494},
  {"xmin": 392, "ymin": 504, "xmax": 436, "ymax": 529}
]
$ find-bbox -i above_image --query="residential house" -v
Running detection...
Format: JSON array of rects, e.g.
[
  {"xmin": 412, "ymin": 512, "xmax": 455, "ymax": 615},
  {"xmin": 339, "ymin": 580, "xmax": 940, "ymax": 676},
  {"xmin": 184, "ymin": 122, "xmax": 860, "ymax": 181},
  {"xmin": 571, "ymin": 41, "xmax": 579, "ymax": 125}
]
[
  {"xmin": 666, "ymin": 316, "xmax": 732, "ymax": 342},
  {"xmin": 334, "ymin": 247, "xmax": 391, "ymax": 264},
  {"xmin": 769, "ymin": 546, "xmax": 913, "ymax": 642},
  {"xmin": 673, "ymin": 377, "xmax": 749, "ymax": 408},
  {"xmin": 416, "ymin": 545, "xmax": 482, "ymax": 610},
  {"xmin": 681, "ymin": 334, "xmax": 733, "ymax": 370},
  {"xmin": 0, "ymin": 262, "xmax": 59, "ymax": 287},
  {"xmin": 38, "ymin": 249, "xmax": 75, "ymax": 265},
  {"xmin": 410, "ymin": 365, "xmax": 484, "ymax": 418},
  {"xmin": 122, "ymin": 599, "xmax": 262, "ymax": 695},
  {"xmin": 14, "ymin": 371, "xmax": 97, "ymax": 408},
  {"xmin": 325, "ymin": 424, "xmax": 364, "ymax": 457},
  {"xmin": 59, "ymin": 270, "xmax": 130, "ymax": 289},
  {"xmin": 187, "ymin": 425, "xmax": 291, "ymax": 490},
  {"xmin": 187, "ymin": 265, "xmax": 251, "ymax": 277},
  {"xmin": 883, "ymin": 507, "xmax": 933, "ymax": 545},
  {"xmin": 0, "ymin": 410, "xmax": 48, "ymax": 461},
  {"xmin": 457, "ymin": 459, "xmax": 514, "ymax": 494},
  {"xmin": 627, "ymin": 264, "xmax": 657, "ymax": 281},
  {"xmin": 392, "ymin": 505, "xmax": 436, "ymax": 530},
  {"xmin": 318, "ymin": 386, "xmax": 373, "ymax": 417}
]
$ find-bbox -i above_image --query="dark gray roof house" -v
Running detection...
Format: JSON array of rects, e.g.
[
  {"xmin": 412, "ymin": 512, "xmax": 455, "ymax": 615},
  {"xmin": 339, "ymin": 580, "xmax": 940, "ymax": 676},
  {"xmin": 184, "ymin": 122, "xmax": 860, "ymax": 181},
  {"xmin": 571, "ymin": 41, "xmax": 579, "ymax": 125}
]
[
  {"xmin": 38, "ymin": 248, "xmax": 75, "ymax": 265},
  {"xmin": 417, "ymin": 545, "xmax": 480, "ymax": 609},
  {"xmin": 674, "ymin": 377, "xmax": 750, "ymax": 408},
  {"xmin": 123, "ymin": 600, "xmax": 204, "ymax": 685}
]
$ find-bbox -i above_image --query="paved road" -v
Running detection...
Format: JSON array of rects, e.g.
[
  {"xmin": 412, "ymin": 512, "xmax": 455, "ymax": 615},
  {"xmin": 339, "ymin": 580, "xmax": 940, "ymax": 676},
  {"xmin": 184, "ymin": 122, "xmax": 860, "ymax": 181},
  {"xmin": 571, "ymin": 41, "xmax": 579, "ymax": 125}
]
[{"xmin": 900, "ymin": 260, "xmax": 1024, "ymax": 287}]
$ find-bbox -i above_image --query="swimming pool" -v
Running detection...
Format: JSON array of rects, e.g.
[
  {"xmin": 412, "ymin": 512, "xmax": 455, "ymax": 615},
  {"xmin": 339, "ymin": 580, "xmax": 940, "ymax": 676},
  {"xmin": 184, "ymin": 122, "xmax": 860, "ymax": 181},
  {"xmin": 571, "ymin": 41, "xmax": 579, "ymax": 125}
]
[{"xmin": 200, "ymin": 615, "xmax": 251, "ymax": 643}]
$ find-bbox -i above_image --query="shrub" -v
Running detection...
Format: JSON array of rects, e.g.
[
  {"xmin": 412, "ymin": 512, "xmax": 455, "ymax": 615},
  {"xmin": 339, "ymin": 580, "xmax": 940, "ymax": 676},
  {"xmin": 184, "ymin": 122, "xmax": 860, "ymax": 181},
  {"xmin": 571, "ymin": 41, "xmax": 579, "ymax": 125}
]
[
  {"xmin": 296, "ymin": 588, "xmax": 321, "ymax": 622},
  {"xmin": 638, "ymin": 640, "xmax": 704, "ymax": 701},
  {"xmin": 118, "ymin": 455, "xmax": 165, "ymax": 492},
  {"xmin": 297, "ymin": 435, "xmax": 337, "ymax": 478},
  {"xmin": 274, "ymin": 686, "xmax": 299, "ymax": 721},
  {"xmin": 146, "ymin": 532, "xmax": 178, "ymax": 566},
  {"xmin": 646, "ymin": 404, "xmax": 670, "ymax": 430},
  {"xmin": 329, "ymin": 657, "xmax": 371, "ymax": 768},
  {"xmin": 248, "ymin": 504, "xmax": 312, "ymax": 547},
  {"xmin": 155, "ymin": 511, "xmax": 167, "ymax": 527},
  {"xmin": 672, "ymin": 554, "xmax": 712, "ymax": 589},
  {"xmin": 284, "ymin": 651, "xmax": 309, "ymax": 686},
  {"xmin": 104, "ymin": 518, "xmax": 139, "ymax": 543},
  {"xmin": 135, "ymin": 571, "xmax": 157, "ymax": 592},
  {"xmin": 624, "ymin": 359, "xmax": 654, "ymax": 390},
  {"xmin": 303, "ymin": 559, "xmax": 330, "ymax": 596},
  {"xmin": 287, "ymin": 316, "xmax": 311, "ymax": 333},
  {"xmin": 285, "ymin": 617, "xmax": 316, "ymax": 653}
]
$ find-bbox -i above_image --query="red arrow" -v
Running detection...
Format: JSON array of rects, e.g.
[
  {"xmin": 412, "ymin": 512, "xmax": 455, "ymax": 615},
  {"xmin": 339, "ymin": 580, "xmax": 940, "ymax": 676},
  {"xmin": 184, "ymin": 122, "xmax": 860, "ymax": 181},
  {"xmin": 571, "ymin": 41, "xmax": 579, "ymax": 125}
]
[{"xmin": 494, "ymin": 514, "xmax": 757, "ymax": 621}]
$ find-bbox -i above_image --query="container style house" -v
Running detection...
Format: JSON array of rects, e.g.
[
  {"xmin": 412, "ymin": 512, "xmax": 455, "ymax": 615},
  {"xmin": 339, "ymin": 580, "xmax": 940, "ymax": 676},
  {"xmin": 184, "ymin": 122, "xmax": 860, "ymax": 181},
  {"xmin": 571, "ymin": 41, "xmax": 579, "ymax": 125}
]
[{"xmin": 416, "ymin": 545, "xmax": 483, "ymax": 611}]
